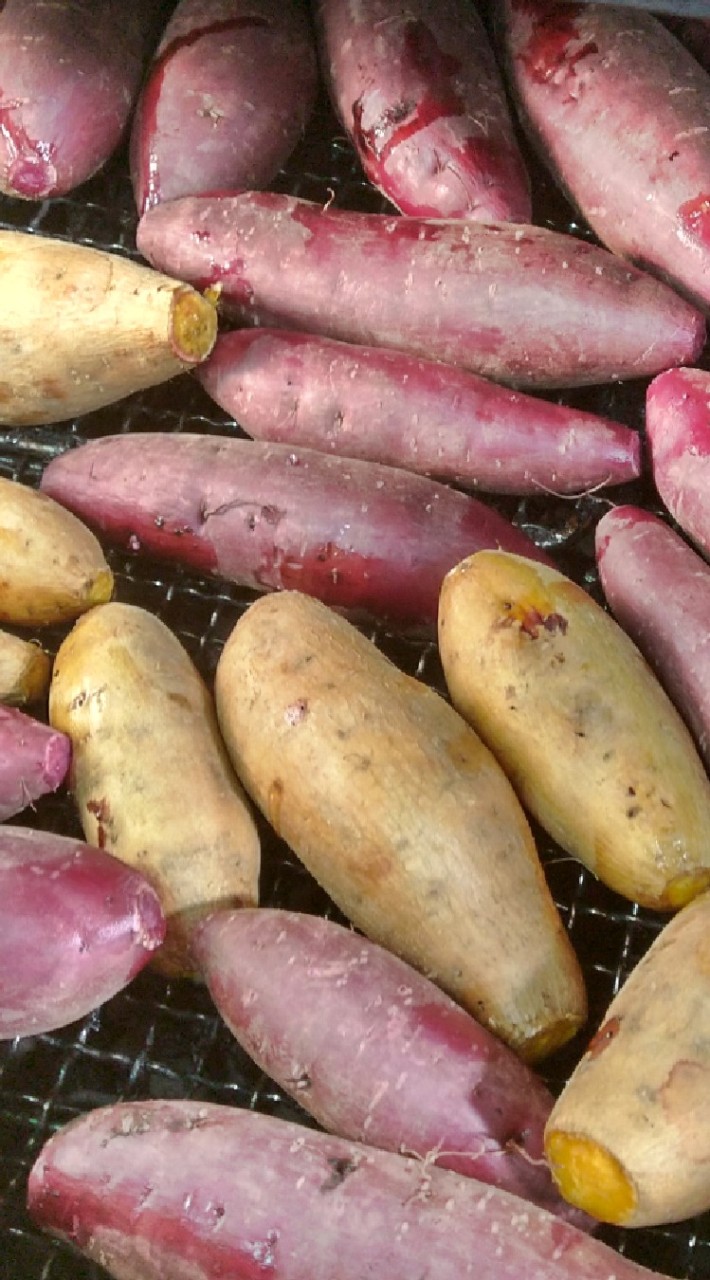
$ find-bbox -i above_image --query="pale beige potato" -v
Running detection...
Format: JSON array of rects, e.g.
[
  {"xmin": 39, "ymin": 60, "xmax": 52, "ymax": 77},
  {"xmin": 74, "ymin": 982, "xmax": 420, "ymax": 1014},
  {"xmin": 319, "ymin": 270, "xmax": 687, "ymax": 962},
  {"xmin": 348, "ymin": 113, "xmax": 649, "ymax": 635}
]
[
  {"xmin": 0, "ymin": 477, "xmax": 113, "ymax": 624},
  {"xmin": 49, "ymin": 602, "xmax": 260, "ymax": 978},
  {"xmin": 0, "ymin": 231, "xmax": 217, "ymax": 426},
  {"xmin": 545, "ymin": 891, "xmax": 710, "ymax": 1227},
  {"xmin": 214, "ymin": 590, "xmax": 586, "ymax": 1063},
  {"xmin": 0, "ymin": 630, "xmax": 51, "ymax": 704},
  {"xmin": 438, "ymin": 551, "xmax": 710, "ymax": 911}
]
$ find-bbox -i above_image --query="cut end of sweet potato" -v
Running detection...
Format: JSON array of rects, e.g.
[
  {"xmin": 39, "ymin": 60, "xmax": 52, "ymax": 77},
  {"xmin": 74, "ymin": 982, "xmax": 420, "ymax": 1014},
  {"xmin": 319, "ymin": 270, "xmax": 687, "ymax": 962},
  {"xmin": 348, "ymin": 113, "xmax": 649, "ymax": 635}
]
[
  {"xmin": 520, "ymin": 1011, "xmax": 585, "ymax": 1064},
  {"xmin": 545, "ymin": 1129, "xmax": 637, "ymax": 1225},
  {"xmin": 663, "ymin": 867, "xmax": 710, "ymax": 911},
  {"xmin": 85, "ymin": 569, "xmax": 115, "ymax": 610},
  {"xmin": 170, "ymin": 286, "xmax": 218, "ymax": 366}
]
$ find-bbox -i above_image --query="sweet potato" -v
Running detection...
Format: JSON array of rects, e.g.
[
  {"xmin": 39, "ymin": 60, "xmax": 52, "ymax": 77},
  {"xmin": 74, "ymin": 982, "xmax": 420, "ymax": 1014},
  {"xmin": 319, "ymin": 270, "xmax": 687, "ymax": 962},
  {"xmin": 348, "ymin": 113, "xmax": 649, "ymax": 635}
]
[
  {"xmin": 215, "ymin": 591, "xmax": 586, "ymax": 1062},
  {"xmin": 39, "ymin": 433, "xmax": 549, "ymax": 634},
  {"xmin": 313, "ymin": 0, "xmax": 531, "ymax": 222},
  {"xmin": 0, "ymin": 0, "xmax": 162, "ymax": 200},
  {"xmin": 0, "ymin": 704, "xmax": 70, "ymax": 820},
  {"xmin": 500, "ymin": 1, "xmax": 710, "ymax": 311},
  {"xmin": 130, "ymin": 0, "xmax": 318, "ymax": 215},
  {"xmin": 0, "ymin": 630, "xmax": 50, "ymax": 705},
  {"xmin": 546, "ymin": 890, "xmax": 710, "ymax": 1227},
  {"xmin": 49, "ymin": 602, "xmax": 260, "ymax": 979},
  {"xmin": 27, "ymin": 1100, "xmax": 672, "ymax": 1280},
  {"xmin": 136, "ymin": 191, "xmax": 705, "ymax": 390},
  {"xmin": 0, "ymin": 827, "xmax": 164, "ymax": 1039},
  {"xmin": 195, "ymin": 906, "xmax": 591, "ymax": 1225},
  {"xmin": 0, "ymin": 477, "xmax": 112, "ymax": 625},
  {"xmin": 646, "ymin": 366, "xmax": 710, "ymax": 560},
  {"xmin": 0, "ymin": 231, "xmax": 217, "ymax": 426},
  {"xmin": 596, "ymin": 505, "xmax": 710, "ymax": 772},
  {"xmin": 197, "ymin": 328, "xmax": 642, "ymax": 495},
  {"xmin": 438, "ymin": 550, "xmax": 710, "ymax": 911}
]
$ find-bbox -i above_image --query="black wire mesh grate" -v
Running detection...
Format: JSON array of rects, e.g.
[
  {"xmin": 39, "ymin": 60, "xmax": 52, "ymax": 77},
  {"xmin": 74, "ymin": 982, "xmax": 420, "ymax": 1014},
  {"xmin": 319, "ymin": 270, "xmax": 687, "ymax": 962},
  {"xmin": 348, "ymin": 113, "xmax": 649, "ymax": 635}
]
[{"xmin": 0, "ymin": 6, "xmax": 709, "ymax": 1275}]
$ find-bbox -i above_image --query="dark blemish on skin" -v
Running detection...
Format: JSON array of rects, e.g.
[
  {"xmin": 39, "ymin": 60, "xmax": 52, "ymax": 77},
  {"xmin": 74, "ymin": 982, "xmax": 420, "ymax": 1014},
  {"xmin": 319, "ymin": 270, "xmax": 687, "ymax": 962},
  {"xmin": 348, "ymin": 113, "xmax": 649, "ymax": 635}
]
[
  {"xmin": 320, "ymin": 1157, "xmax": 359, "ymax": 1192},
  {"xmin": 587, "ymin": 1015, "xmax": 621, "ymax": 1059},
  {"xmin": 626, "ymin": 805, "xmax": 641, "ymax": 819},
  {"xmin": 286, "ymin": 1070, "xmax": 312, "ymax": 1091},
  {"xmin": 284, "ymin": 699, "xmax": 308, "ymax": 726}
]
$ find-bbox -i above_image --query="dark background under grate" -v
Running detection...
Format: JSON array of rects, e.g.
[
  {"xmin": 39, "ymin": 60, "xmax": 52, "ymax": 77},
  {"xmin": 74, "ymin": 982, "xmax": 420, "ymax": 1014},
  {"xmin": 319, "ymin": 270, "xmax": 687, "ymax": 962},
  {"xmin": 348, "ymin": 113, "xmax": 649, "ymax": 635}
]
[{"xmin": 1, "ymin": 4, "xmax": 710, "ymax": 1276}]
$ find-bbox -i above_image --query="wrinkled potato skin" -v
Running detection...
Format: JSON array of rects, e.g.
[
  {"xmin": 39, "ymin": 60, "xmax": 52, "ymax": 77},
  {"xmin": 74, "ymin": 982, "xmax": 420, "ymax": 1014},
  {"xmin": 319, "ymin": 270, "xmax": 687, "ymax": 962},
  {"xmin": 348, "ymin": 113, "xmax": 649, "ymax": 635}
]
[
  {"xmin": 0, "ymin": 477, "xmax": 112, "ymax": 625},
  {"xmin": 49, "ymin": 603, "xmax": 260, "ymax": 977},
  {"xmin": 0, "ymin": 630, "xmax": 51, "ymax": 705},
  {"xmin": 439, "ymin": 552, "xmax": 710, "ymax": 910},
  {"xmin": 215, "ymin": 591, "xmax": 586, "ymax": 1062}
]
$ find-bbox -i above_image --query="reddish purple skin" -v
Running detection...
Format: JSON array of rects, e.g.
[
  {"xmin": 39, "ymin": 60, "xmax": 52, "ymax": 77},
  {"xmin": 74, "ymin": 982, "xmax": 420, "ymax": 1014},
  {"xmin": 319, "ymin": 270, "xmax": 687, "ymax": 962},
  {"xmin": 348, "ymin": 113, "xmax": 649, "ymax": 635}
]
[
  {"xmin": 40, "ymin": 433, "xmax": 550, "ymax": 632},
  {"xmin": 501, "ymin": 1, "xmax": 710, "ymax": 311},
  {"xmin": 0, "ymin": 0, "xmax": 163, "ymax": 199},
  {"xmin": 197, "ymin": 327, "xmax": 641, "ymax": 495},
  {"xmin": 314, "ymin": 0, "xmax": 531, "ymax": 222},
  {"xmin": 646, "ymin": 366, "xmax": 710, "ymax": 559},
  {"xmin": 596, "ymin": 505, "xmax": 710, "ymax": 773},
  {"xmin": 0, "ymin": 827, "xmax": 165, "ymax": 1039},
  {"xmin": 27, "ymin": 1101, "xmax": 670, "ymax": 1280},
  {"xmin": 194, "ymin": 908, "xmax": 591, "ymax": 1228},
  {"xmin": 130, "ymin": 0, "xmax": 318, "ymax": 215},
  {"xmin": 136, "ymin": 191, "xmax": 705, "ymax": 390},
  {"xmin": 0, "ymin": 704, "xmax": 70, "ymax": 820}
]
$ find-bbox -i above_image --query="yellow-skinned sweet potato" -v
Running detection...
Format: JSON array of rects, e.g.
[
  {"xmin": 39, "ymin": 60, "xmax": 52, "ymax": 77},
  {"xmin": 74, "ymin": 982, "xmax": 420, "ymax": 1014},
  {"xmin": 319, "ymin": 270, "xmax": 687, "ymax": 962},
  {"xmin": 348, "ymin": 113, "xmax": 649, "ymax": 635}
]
[
  {"xmin": 438, "ymin": 551, "xmax": 710, "ymax": 911},
  {"xmin": 214, "ymin": 590, "xmax": 586, "ymax": 1062},
  {"xmin": 0, "ymin": 630, "xmax": 51, "ymax": 705},
  {"xmin": 49, "ymin": 602, "xmax": 260, "ymax": 978}
]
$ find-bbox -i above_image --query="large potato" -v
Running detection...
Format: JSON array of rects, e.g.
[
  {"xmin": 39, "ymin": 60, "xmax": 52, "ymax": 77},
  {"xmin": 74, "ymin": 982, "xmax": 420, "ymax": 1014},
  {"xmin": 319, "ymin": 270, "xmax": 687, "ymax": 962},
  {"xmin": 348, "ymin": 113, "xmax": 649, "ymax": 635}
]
[
  {"xmin": 49, "ymin": 603, "xmax": 260, "ymax": 978},
  {"xmin": 438, "ymin": 551, "xmax": 710, "ymax": 910},
  {"xmin": 214, "ymin": 591, "xmax": 586, "ymax": 1062}
]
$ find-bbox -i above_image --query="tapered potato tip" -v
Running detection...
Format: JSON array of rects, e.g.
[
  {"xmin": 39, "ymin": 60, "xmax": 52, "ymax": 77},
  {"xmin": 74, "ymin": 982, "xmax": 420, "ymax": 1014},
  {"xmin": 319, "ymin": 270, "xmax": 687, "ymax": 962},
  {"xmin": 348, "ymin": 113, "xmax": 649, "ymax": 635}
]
[{"xmin": 170, "ymin": 285, "xmax": 218, "ymax": 365}]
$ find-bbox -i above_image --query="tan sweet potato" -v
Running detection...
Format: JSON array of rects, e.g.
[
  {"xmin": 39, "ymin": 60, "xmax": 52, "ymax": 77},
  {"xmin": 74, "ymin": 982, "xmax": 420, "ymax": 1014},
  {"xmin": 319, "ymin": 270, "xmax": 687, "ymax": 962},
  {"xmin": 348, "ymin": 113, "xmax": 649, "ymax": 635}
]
[{"xmin": 0, "ymin": 630, "xmax": 50, "ymax": 705}]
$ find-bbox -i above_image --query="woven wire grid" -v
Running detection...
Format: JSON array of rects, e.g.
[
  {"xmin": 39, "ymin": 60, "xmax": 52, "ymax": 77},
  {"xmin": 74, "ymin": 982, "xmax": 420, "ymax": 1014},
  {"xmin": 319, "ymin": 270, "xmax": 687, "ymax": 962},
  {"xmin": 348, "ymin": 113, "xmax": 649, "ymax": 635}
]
[{"xmin": 0, "ymin": 11, "xmax": 710, "ymax": 1280}]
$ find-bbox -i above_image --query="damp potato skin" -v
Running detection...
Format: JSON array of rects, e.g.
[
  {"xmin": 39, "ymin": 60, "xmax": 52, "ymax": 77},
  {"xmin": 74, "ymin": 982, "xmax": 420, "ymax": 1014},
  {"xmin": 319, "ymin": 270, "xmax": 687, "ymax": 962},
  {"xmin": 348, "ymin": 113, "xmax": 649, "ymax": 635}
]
[
  {"xmin": 546, "ymin": 891, "xmax": 710, "ymax": 1228},
  {"xmin": 48, "ymin": 602, "xmax": 260, "ymax": 979},
  {"xmin": 314, "ymin": 0, "xmax": 531, "ymax": 222},
  {"xmin": 195, "ymin": 906, "xmax": 592, "ymax": 1226},
  {"xmin": 0, "ymin": 477, "xmax": 113, "ymax": 626},
  {"xmin": 438, "ymin": 551, "xmax": 710, "ymax": 911},
  {"xmin": 646, "ymin": 366, "xmax": 710, "ymax": 560},
  {"xmin": 500, "ymin": 2, "xmax": 710, "ymax": 311},
  {"xmin": 130, "ymin": 0, "xmax": 318, "ymax": 215},
  {"xmin": 197, "ymin": 328, "xmax": 642, "ymax": 496},
  {"xmin": 214, "ymin": 591, "xmax": 586, "ymax": 1062},
  {"xmin": 136, "ymin": 191, "xmax": 705, "ymax": 390},
  {"xmin": 0, "ymin": 827, "xmax": 165, "ymax": 1039},
  {"xmin": 0, "ymin": 630, "xmax": 51, "ymax": 705},
  {"xmin": 0, "ymin": 704, "xmax": 70, "ymax": 820},
  {"xmin": 26, "ymin": 1101, "xmax": 672, "ymax": 1280}
]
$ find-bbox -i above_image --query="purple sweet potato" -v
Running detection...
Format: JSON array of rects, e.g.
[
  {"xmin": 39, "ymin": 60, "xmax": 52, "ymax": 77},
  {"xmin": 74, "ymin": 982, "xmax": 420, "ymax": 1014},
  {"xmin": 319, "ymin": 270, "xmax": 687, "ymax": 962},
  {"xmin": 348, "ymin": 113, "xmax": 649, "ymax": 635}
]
[
  {"xmin": 596, "ymin": 505, "xmax": 710, "ymax": 771},
  {"xmin": 197, "ymin": 327, "xmax": 642, "ymax": 494},
  {"xmin": 130, "ymin": 0, "xmax": 318, "ymax": 215},
  {"xmin": 195, "ymin": 907, "xmax": 591, "ymax": 1225},
  {"xmin": 0, "ymin": 0, "xmax": 162, "ymax": 200},
  {"xmin": 0, "ymin": 827, "xmax": 164, "ymax": 1038},
  {"xmin": 0, "ymin": 704, "xmax": 70, "ymax": 820},
  {"xmin": 136, "ymin": 191, "xmax": 705, "ymax": 390},
  {"xmin": 500, "ymin": 1, "xmax": 710, "ymax": 311},
  {"xmin": 313, "ymin": 0, "xmax": 531, "ymax": 222},
  {"xmin": 40, "ymin": 433, "xmax": 549, "ymax": 633},
  {"xmin": 27, "ymin": 1100, "xmax": 672, "ymax": 1280},
  {"xmin": 646, "ymin": 365, "xmax": 710, "ymax": 558}
]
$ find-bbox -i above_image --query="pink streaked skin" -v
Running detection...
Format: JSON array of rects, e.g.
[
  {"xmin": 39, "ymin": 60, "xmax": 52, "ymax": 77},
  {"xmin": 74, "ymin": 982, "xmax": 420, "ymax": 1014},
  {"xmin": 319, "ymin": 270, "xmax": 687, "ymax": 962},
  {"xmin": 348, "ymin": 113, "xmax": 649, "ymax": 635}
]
[
  {"xmin": 194, "ymin": 907, "xmax": 593, "ymax": 1228},
  {"xmin": 0, "ymin": 704, "xmax": 71, "ymax": 820},
  {"xmin": 39, "ymin": 433, "xmax": 550, "ymax": 635},
  {"xmin": 315, "ymin": 0, "xmax": 531, "ymax": 222},
  {"xmin": 198, "ymin": 327, "xmax": 641, "ymax": 495},
  {"xmin": 130, "ymin": 0, "xmax": 317, "ymax": 215},
  {"xmin": 0, "ymin": 826, "xmax": 165, "ymax": 1039},
  {"xmin": 26, "ymin": 1100, "xmax": 670, "ymax": 1280},
  {"xmin": 0, "ymin": 0, "xmax": 162, "ymax": 199},
  {"xmin": 596, "ymin": 504, "xmax": 710, "ymax": 771},
  {"xmin": 136, "ymin": 191, "xmax": 705, "ymax": 390},
  {"xmin": 502, "ymin": 0, "xmax": 710, "ymax": 310},
  {"xmin": 646, "ymin": 366, "xmax": 710, "ymax": 559}
]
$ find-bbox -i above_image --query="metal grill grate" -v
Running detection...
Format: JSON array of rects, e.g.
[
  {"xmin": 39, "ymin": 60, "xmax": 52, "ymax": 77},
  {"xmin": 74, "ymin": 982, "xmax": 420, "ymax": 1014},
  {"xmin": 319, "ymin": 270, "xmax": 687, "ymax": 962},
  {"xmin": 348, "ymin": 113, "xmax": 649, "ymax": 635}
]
[{"xmin": 0, "ymin": 13, "xmax": 709, "ymax": 1277}]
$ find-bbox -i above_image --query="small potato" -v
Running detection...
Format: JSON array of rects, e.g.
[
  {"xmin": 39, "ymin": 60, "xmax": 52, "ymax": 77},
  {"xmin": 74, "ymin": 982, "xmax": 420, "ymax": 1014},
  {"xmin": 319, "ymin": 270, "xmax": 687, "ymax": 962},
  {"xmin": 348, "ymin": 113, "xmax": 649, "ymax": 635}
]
[
  {"xmin": 0, "ymin": 477, "xmax": 112, "ymax": 625},
  {"xmin": 438, "ymin": 551, "xmax": 710, "ymax": 911},
  {"xmin": 215, "ymin": 591, "xmax": 586, "ymax": 1062},
  {"xmin": 49, "ymin": 603, "xmax": 260, "ymax": 978},
  {"xmin": 0, "ymin": 630, "xmax": 51, "ymax": 705}
]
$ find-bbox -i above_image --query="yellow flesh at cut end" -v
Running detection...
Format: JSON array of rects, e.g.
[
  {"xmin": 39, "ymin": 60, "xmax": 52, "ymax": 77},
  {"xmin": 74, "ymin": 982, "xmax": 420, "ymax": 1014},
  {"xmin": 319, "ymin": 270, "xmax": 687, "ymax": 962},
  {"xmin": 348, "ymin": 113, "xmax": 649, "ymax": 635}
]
[
  {"xmin": 86, "ymin": 568, "xmax": 114, "ymax": 608},
  {"xmin": 518, "ymin": 1013, "xmax": 584, "ymax": 1065},
  {"xmin": 170, "ymin": 286, "xmax": 218, "ymax": 364},
  {"xmin": 664, "ymin": 868, "xmax": 710, "ymax": 911},
  {"xmin": 545, "ymin": 1130, "xmax": 637, "ymax": 1225}
]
